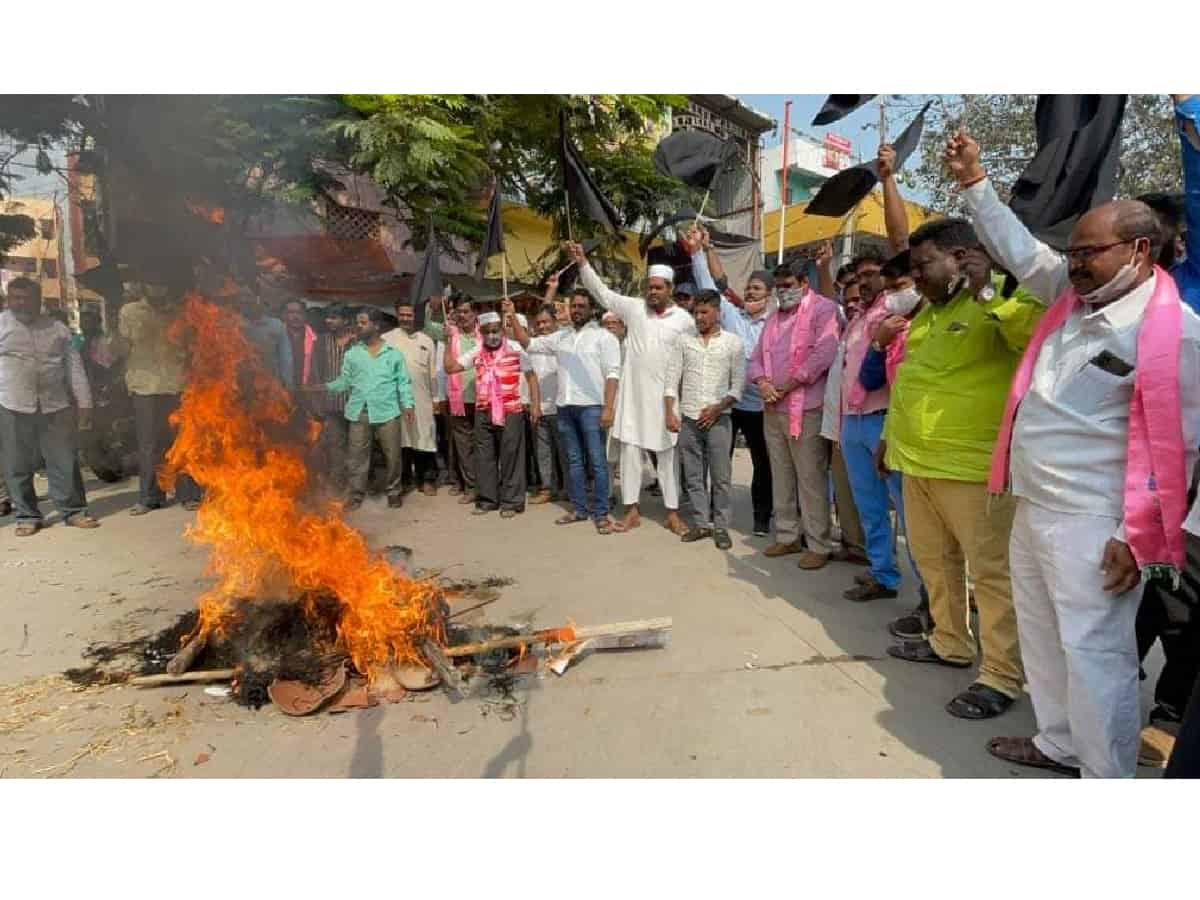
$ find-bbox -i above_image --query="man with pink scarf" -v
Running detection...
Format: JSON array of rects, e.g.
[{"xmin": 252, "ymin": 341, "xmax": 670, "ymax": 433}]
[
  {"xmin": 747, "ymin": 258, "xmax": 841, "ymax": 570},
  {"xmin": 983, "ymin": 198, "xmax": 1200, "ymax": 778},
  {"xmin": 444, "ymin": 310, "xmax": 539, "ymax": 519}
]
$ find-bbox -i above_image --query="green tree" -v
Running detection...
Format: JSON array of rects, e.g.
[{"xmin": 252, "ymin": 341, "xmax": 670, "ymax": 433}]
[
  {"xmin": 331, "ymin": 94, "xmax": 685, "ymax": 255},
  {"xmin": 881, "ymin": 94, "xmax": 1182, "ymax": 215}
]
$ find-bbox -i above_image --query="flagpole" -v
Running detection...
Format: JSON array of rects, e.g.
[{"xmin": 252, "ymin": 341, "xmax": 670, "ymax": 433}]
[
  {"xmin": 565, "ymin": 190, "xmax": 574, "ymax": 242},
  {"xmin": 501, "ymin": 253, "xmax": 508, "ymax": 302}
]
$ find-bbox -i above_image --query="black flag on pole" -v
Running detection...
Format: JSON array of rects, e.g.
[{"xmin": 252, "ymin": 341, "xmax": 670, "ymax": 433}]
[
  {"xmin": 653, "ymin": 129, "xmax": 736, "ymax": 188},
  {"xmin": 812, "ymin": 95, "xmax": 876, "ymax": 126},
  {"xmin": 805, "ymin": 101, "xmax": 931, "ymax": 218},
  {"xmin": 476, "ymin": 184, "xmax": 505, "ymax": 280},
  {"xmin": 410, "ymin": 221, "xmax": 443, "ymax": 328},
  {"xmin": 560, "ymin": 110, "xmax": 624, "ymax": 235},
  {"xmin": 1008, "ymin": 94, "xmax": 1127, "ymax": 249}
]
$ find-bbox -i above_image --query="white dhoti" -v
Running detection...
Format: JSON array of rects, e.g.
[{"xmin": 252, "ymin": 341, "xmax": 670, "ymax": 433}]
[
  {"xmin": 1009, "ymin": 498, "xmax": 1144, "ymax": 778},
  {"xmin": 620, "ymin": 441, "xmax": 678, "ymax": 509}
]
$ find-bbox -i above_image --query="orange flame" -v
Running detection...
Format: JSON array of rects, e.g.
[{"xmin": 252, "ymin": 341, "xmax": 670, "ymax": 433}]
[{"xmin": 160, "ymin": 293, "xmax": 443, "ymax": 675}]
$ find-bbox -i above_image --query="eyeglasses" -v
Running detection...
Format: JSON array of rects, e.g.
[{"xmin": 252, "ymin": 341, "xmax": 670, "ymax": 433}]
[{"xmin": 1063, "ymin": 238, "xmax": 1144, "ymax": 262}]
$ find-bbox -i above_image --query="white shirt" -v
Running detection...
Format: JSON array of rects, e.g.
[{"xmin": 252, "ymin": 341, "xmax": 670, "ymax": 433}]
[
  {"xmin": 663, "ymin": 328, "xmax": 745, "ymax": 420},
  {"xmin": 963, "ymin": 177, "xmax": 1069, "ymax": 304},
  {"xmin": 1011, "ymin": 274, "xmax": 1200, "ymax": 537},
  {"xmin": 580, "ymin": 263, "xmax": 696, "ymax": 451},
  {"xmin": 525, "ymin": 321, "xmax": 620, "ymax": 408}
]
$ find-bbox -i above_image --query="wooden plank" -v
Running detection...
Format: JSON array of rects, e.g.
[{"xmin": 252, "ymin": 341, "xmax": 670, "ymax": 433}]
[
  {"xmin": 419, "ymin": 637, "xmax": 468, "ymax": 699},
  {"xmin": 129, "ymin": 668, "xmax": 236, "ymax": 688},
  {"xmin": 443, "ymin": 618, "xmax": 671, "ymax": 659}
]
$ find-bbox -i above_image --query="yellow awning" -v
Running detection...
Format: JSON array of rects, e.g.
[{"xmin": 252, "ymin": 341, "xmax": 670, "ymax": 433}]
[
  {"xmin": 484, "ymin": 201, "xmax": 646, "ymax": 282},
  {"xmin": 762, "ymin": 190, "xmax": 938, "ymax": 252}
]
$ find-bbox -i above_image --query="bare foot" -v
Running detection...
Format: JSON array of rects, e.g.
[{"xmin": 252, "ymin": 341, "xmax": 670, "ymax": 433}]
[
  {"xmin": 664, "ymin": 511, "xmax": 687, "ymax": 536},
  {"xmin": 612, "ymin": 506, "xmax": 641, "ymax": 533}
]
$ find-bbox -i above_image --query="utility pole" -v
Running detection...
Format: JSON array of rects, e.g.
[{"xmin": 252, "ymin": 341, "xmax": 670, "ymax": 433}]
[{"xmin": 776, "ymin": 99, "xmax": 791, "ymax": 266}]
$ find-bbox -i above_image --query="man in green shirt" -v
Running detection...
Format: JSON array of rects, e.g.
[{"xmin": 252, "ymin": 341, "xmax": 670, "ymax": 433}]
[
  {"xmin": 309, "ymin": 306, "xmax": 415, "ymax": 512},
  {"xmin": 879, "ymin": 217, "xmax": 1045, "ymax": 721}
]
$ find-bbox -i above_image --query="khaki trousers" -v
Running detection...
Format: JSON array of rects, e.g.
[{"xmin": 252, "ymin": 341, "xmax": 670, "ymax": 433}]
[
  {"xmin": 901, "ymin": 475, "xmax": 1023, "ymax": 698},
  {"xmin": 830, "ymin": 445, "xmax": 865, "ymax": 554},
  {"xmin": 763, "ymin": 410, "xmax": 831, "ymax": 554}
]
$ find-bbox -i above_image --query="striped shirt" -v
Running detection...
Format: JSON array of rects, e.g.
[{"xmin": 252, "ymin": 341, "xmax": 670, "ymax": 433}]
[{"xmin": 313, "ymin": 332, "xmax": 354, "ymax": 415}]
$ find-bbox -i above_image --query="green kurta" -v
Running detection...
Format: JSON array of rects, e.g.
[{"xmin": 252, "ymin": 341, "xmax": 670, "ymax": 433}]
[
  {"xmin": 327, "ymin": 342, "xmax": 415, "ymax": 424},
  {"xmin": 884, "ymin": 276, "xmax": 1045, "ymax": 482}
]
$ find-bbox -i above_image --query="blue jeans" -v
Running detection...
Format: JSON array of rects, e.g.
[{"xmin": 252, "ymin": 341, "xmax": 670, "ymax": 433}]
[
  {"xmin": 0, "ymin": 404, "xmax": 89, "ymax": 524},
  {"xmin": 841, "ymin": 412, "xmax": 906, "ymax": 589},
  {"xmin": 557, "ymin": 405, "xmax": 609, "ymax": 520}
]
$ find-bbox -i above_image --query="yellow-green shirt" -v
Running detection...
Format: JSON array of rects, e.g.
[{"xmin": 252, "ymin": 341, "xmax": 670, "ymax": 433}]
[{"xmin": 884, "ymin": 277, "xmax": 1045, "ymax": 482}]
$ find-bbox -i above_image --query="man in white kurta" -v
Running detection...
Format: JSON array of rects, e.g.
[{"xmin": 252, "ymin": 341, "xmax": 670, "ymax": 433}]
[
  {"xmin": 568, "ymin": 242, "xmax": 696, "ymax": 534},
  {"xmin": 384, "ymin": 300, "xmax": 439, "ymax": 495}
]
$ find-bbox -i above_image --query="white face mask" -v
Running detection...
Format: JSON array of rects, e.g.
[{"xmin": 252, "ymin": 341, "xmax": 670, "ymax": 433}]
[
  {"xmin": 483, "ymin": 333, "xmax": 504, "ymax": 350},
  {"xmin": 884, "ymin": 287, "xmax": 922, "ymax": 317},
  {"xmin": 1079, "ymin": 248, "xmax": 1141, "ymax": 305},
  {"xmin": 776, "ymin": 287, "xmax": 804, "ymax": 310}
]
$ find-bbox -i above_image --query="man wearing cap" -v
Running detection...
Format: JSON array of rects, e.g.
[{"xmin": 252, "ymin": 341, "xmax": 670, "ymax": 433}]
[
  {"xmin": 747, "ymin": 259, "xmax": 841, "ymax": 569},
  {"xmin": 444, "ymin": 309, "xmax": 540, "ymax": 518},
  {"xmin": 567, "ymin": 243, "xmax": 694, "ymax": 534}
]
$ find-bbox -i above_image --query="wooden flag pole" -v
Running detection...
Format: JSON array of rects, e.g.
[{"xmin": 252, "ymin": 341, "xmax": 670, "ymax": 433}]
[
  {"xmin": 501, "ymin": 253, "xmax": 508, "ymax": 301},
  {"xmin": 565, "ymin": 190, "xmax": 575, "ymax": 242}
]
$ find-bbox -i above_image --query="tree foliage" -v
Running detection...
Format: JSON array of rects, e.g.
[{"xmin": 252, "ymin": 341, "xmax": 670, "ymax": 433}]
[
  {"xmin": 883, "ymin": 94, "xmax": 1183, "ymax": 215},
  {"xmin": 331, "ymin": 94, "xmax": 685, "ymax": 253}
]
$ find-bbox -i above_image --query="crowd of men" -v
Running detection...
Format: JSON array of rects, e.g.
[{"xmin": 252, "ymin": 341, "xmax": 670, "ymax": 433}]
[{"xmin": 2, "ymin": 96, "xmax": 1199, "ymax": 778}]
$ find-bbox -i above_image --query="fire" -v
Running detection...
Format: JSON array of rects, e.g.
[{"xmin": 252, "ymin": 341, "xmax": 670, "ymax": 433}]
[{"xmin": 160, "ymin": 293, "xmax": 444, "ymax": 676}]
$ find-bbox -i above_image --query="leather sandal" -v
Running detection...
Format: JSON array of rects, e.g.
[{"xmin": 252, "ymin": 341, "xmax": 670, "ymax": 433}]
[
  {"xmin": 946, "ymin": 683, "xmax": 1016, "ymax": 720},
  {"xmin": 986, "ymin": 736, "xmax": 1080, "ymax": 777}
]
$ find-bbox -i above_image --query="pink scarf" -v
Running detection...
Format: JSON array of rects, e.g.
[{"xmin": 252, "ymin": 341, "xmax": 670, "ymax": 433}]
[
  {"xmin": 301, "ymin": 325, "xmax": 316, "ymax": 385},
  {"xmin": 475, "ymin": 339, "xmax": 523, "ymax": 426},
  {"xmin": 846, "ymin": 294, "xmax": 901, "ymax": 409},
  {"xmin": 761, "ymin": 289, "xmax": 825, "ymax": 438},
  {"xmin": 447, "ymin": 326, "xmax": 479, "ymax": 417},
  {"xmin": 989, "ymin": 267, "xmax": 1187, "ymax": 576}
]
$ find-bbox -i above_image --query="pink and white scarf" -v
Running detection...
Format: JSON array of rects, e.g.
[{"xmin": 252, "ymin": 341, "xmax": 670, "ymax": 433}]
[
  {"xmin": 760, "ymin": 289, "xmax": 832, "ymax": 438},
  {"xmin": 989, "ymin": 267, "xmax": 1187, "ymax": 577}
]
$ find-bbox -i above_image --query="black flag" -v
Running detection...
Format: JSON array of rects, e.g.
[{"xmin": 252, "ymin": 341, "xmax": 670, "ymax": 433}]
[
  {"xmin": 653, "ymin": 130, "xmax": 736, "ymax": 188},
  {"xmin": 410, "ymin": 223, "xmax": 443, "ymax": 328},
  {"xmin": 560, "ymin": 110, "xmax": 624, "ymax": 235},
  {"xmin": 812, "ymin": 95, "xmax": 876, "ymax": 126},
  {"xmin": 1008, "ymin": 95, "xmax": 1127, "ymax": 249},
  {"xmin": 476, "ymin": 185, "xmax": 505, "ymax": 280},
  {"xmin": 805, "ymin": 101, "xmax": 931, "ymax": 218}
]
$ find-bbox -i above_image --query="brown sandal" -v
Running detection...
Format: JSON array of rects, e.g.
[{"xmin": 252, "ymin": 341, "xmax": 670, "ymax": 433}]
[
  {"xmin": 986, "ymin": 736, "xmax": 1079, "ymax": 777},
  {"xmin": 594, "ymin": 517, "xmax": 614, "ymax": 535},
  {"xmin": 15, "ymin": 521, "xmax": 40, "ymax": 537},
  {"xmin": 555, "ymin": 513, "xmax": 587, "ymax": 526}
]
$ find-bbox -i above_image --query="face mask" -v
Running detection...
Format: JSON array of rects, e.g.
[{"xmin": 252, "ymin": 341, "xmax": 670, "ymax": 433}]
[
  {"xmin": 884, "ymin": 287, "xmax": 921, "ymax": 317},
  {"xmin": 776, "ymin": 287, "xmax": 804, "ymax": 310},
  {"xmin": 483, "ymin": 333, "xmax": 504, "ymax": 350},
  {"xmin": 1080, "ymin": 248, "xmax": 1141, "ymax": 305}
]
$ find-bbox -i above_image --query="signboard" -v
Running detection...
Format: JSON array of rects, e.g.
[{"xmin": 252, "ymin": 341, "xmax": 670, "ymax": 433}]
[{"xmin": 823, "ymin": 132, "xmax": 852, "ymax": 171}]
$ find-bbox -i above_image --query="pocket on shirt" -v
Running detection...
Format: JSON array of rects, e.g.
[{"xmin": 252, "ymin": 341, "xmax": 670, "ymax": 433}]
[{"xmin": 1056, "ymin": 361, "xmax": 1134, "ymax": 413}]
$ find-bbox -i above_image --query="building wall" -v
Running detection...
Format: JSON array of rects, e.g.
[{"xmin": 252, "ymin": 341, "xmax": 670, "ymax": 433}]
[{"xmin": 1, "ymin": 196, "xmax": 65, "ymax": 307}]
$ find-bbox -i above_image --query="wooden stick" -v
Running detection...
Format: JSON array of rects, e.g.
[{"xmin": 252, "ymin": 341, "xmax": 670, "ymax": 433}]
[
  {"xmin": 693, "ymin": 187, "xmax": 712, "ymax": 230},
  {"xmin": 129, "ymin": 668, "xmax": 236, "ymax": 688},
  {"xmin": 165, "ymin": 630, "xmax": 209, "ymax": 676},
  {"xmin": 565, "ymin": 190, "xmax": 574, "ymax": 242},
  {"xmin": 501, "ymin": 254, "xmax": 508, "ymax": 302},
  {"xmin": 444, "ymin": 618, "xmax": 671, "ymax": 659},
  {"xmin": 447, "ymin": 596, "xmax": 498, "ymax": 621}
]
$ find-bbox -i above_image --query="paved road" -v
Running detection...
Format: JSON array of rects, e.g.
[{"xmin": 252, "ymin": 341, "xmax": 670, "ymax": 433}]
[{"xmin": 0, "ymin": 456, "xmax": 1165, "ymax": 778}]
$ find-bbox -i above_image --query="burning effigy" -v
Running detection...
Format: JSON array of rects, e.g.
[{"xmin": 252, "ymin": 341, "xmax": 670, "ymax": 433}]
[
  {"xmin": 124, "ymin": 291, "xmax": 669, "ymax": 714},
  {"xmin": 157, "ymin": 293, "xmax": 446, "ymax": 702}
]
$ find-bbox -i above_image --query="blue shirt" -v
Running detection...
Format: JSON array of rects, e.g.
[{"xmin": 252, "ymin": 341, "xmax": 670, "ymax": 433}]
[
  {"xmin": 1173, "ymin": 95, "xmax": 1200, "ymax": 313},
  {"xmin": 690, "ymin": 250, "xmax": 768, "ymax": 412}
]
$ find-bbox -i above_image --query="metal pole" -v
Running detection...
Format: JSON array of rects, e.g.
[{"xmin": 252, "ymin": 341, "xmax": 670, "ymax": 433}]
[{"xmin": 776, "ymin": 99, "xmax": 792, "ymax": 266}]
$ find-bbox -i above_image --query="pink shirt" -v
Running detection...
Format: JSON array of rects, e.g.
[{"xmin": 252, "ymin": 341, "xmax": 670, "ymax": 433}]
[
  {"xmin": 747, "ymin": 300, "xmax": 840, "ymax": 413},
  {"xmin": 841, "ymin": 293, "xmax": 892, "ymax": 415}
]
